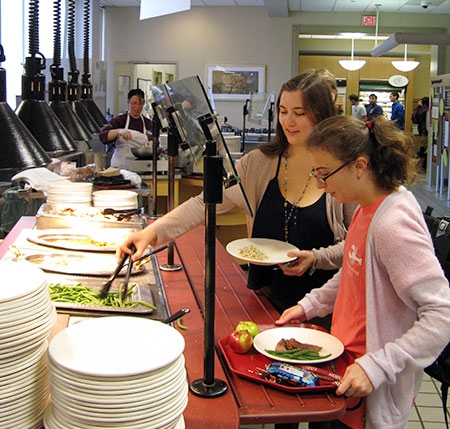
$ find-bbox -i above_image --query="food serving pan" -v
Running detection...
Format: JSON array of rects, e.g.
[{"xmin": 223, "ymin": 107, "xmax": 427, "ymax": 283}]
[
  {"xmin": 43, "ymin": 255, "xmax": 168, "ymax": 317},
  {"xmin": 25, "ymin": 253, "xmax": 146, "ymax": 277},
  {"xmin": 49, "ymin": 278, "xmax": 155, "ymax": 315},
  {"xmin": 35, "ymin": 204, "xmax": 145, "ymax": 230}
]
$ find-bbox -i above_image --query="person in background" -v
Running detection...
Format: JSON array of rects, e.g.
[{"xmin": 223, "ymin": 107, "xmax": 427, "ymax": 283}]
[
  {"xmin": 365, "ymin": 93, "xmax": 383, "ymax": 120},
  {"xmin": 348, "ymin": 94, "xmax": 367, "ymax": 121},
  {"xmin": 275, "ymin": 115, "xmax": 450, "ymax": 429},
  {"xmin": 389, "ymin": 90, "xmax": 405, "ymax": 130},
  {"xmin": 118, "ymin": 70, "xmax": 356, "ymax": 327},
  {"xmin": 412, "ymin": 96, "xmax": 430, "ymax": 172},
  {"xmin": 99, "ymin": 88, "xmax": 158, "ymax": 169}
]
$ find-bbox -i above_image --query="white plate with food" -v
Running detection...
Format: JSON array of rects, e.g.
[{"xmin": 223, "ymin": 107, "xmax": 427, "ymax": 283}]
[
  {"xmin": 226, "ymin": 238, "xmax": 299, "ymax": 266},
  {"xmin": 253, "ymin": 327, "xmax": 344, "ymax": 364}
]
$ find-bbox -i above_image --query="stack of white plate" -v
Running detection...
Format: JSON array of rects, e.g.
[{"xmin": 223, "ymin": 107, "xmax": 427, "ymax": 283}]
[
  {"xmin": 44, "ymin": 316, "xmax": 188, "ymax": 429},
  {"xmin": 46, "ymin": 182, "xmax": 93, "ymax": 206},
  {"xmin": 92, "ymin": 190, "xmax": 138, "ymax": 210},
  {"xmin": 0, "ymin": 261, "xmax": 57, "ymax": 429}
]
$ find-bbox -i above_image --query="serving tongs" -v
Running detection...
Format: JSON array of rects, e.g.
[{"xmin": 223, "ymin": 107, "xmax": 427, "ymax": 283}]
[
  {"xmin": 100, "ymin": 245, "xmax": 135, "ymax": 299},
  {"xmin": 99, "ymin": 244, "xmax": 170, "ymax": 299},
  {"xmin": 101, "ymin": 208, "xmax": 142, "ymax": 220}
]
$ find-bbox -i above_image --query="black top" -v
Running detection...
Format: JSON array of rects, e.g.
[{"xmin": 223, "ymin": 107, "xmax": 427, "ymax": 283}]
[{"xmin": 247, "ymin": 156, "xmax": 337, "ymax": 313}]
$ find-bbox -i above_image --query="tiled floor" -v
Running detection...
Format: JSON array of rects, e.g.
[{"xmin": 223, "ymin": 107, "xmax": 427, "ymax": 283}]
[{"xmin": 241, "ymin": 175, "xmax": 450, "ymax": 429}]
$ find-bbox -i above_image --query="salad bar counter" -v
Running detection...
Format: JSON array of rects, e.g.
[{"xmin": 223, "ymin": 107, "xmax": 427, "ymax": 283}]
[{"xmin": 0, "ymin": 217, "xmax": 347, "ymax": 428}]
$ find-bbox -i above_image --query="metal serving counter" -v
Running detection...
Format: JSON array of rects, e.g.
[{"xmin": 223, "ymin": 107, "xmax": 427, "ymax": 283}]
[{"xmin": 0, "ymin": 217, "xmax": 346, "ymax": 428}]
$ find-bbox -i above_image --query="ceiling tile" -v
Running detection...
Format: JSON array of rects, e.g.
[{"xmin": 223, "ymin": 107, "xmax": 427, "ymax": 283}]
[{"xmin": 101, "ymin": 0, "xmax": 450, "ymax": 14}]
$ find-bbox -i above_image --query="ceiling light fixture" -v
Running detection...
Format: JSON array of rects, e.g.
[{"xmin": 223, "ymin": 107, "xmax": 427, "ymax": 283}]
[
  {"xmin": 140, "ymin": 0, "xmax": 190, "ymax": 20},
  {"xmin": 339, "ymin": 36, "xmax": 366, "ymax": 71},
  {"xmin": 391, "ymin": 44, "xmax": 420, "ymax": 72}
]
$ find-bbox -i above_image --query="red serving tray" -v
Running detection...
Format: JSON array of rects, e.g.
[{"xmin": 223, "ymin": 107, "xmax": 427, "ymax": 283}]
[{"xmin": 218, "ymin": 331, "xmax": 339, "ymax": 394}]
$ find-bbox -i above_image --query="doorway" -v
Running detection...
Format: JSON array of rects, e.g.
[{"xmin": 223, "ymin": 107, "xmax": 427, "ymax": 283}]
[{"xmin": 114, "ymin": 62, "xmax": 178, "ymax": 115}]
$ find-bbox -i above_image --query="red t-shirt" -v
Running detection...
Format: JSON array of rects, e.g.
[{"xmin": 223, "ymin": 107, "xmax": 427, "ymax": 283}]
[{"xmin": 331, "ymin": 196, "xmax": 386, "ymax": 428}]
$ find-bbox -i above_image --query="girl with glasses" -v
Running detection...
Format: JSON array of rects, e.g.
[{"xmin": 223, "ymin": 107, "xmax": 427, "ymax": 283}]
[{"xmin": 276, "ymin": 115, "xmax": 450, "ymax": 429}]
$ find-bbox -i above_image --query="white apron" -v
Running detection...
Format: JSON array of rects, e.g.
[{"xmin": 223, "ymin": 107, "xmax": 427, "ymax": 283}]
[{"xmin": 111, "ymin": 114, "xmax": 148, "ymax": 169}]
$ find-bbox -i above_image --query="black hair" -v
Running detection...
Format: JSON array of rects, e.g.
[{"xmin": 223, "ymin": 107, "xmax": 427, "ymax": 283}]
[
  {"xmin": 369, "ymin": 93, "xmax": 377, "ymax": 99},
  {"xmin": 421, "ymin": 96, "xmax": 430, "ymax": 107},
  {"xmin": 348, "ymin": 94, "xmax": 359, "ymax": 102},
  {"xmin": 390, "ymin": 90, "xmax": 400, "ymax": 99},
  {"xmin": 306, "ymin": 115, "xmax": 417, "ymax": 191},
  {"xmin": 127, "ymin": 88, "xmax": 145, "ymax": 101}
]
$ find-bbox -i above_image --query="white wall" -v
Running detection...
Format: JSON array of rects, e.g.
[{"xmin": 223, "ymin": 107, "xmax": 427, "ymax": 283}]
[
  {"xmin": 103, "ymin": 6, "xmax": 293, "ymax": 126},
  {"xmin": 102, "ymin": 5, "xmax": 450, "ymax": 127}
]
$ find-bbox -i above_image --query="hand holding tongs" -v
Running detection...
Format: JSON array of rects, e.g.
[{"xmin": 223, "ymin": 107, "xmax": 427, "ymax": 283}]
[
  {"xmin": 99, "ymin": 244, "xmax": 170, "ymax": 299},
  {"xmin": 100, "ymin": 245, "xmax": 135, "ymax": 299},
  {"xmin": 120, "ymin": 245, "xmax": 135, "ymax": 301}
]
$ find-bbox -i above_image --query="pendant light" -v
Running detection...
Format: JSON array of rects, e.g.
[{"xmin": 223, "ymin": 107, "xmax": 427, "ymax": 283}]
[
  {"xmin": 339, "ymin": 36, "xmax": 366, "ymax": 71},
  {"xmin": 391, "ymin": 44, "xmax": 420, "ymax": 72},
  {"xmin": 0, "ymin": 44, "xmax": 51, "ymax": 182}
]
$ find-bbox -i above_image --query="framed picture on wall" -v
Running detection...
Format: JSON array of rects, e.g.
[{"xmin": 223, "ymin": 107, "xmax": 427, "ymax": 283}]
[{"xmin": 207, "ymin": 65, "xmax": 265, "ymax": 101}]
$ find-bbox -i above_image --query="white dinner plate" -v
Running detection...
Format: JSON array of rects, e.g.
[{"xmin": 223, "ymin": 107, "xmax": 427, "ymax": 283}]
[
  {"xmin": 253, "ymin": 327, "xmax": 344, "ymax": 364},
  {"xmin": 0, "ymin": 261, "xmax": 47, "ymax": 303},
  {"xmin": 48, "ymin": 316, "xmax": 185, "ymax": 376},
  {"xmin": 226, "ymin": 238, "xmax": 299, "ymax": 266},
  {"xmin": 47, "ymin": 354, "xmax": 185, "ymax": 392}
]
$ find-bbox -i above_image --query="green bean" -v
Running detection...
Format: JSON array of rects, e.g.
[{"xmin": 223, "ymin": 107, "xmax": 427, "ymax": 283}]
[
  {"xmin": 176, "ymin": 317, "xmax": 189, "ymax": 330},
  {"xmin": 49, "ymin": 283, "xmax": 156, "ymax": 310},
  {"xmin": 265, "ymin": 348, "xmax": 331, "ymax": 361}
]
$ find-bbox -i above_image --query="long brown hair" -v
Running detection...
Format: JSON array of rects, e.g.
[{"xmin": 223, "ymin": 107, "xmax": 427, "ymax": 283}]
[
  {"xmin": 259, "ymin": 69, "xmax": 337, "ymax": 156},
  {"xmin": 307, "ymin": 115, "xmax": 418, "ymax": 191}
]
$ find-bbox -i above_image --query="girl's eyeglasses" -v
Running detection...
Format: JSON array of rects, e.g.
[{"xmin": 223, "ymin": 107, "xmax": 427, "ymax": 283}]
[{"xmin": 311, "ymin": 160, "xmax": 353, "ymax": 186}]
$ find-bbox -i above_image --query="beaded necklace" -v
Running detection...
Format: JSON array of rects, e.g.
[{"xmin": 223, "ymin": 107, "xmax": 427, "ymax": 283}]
[{"xmin": 283, "ymin": 150, "xmax": 312, "ymax": 242}]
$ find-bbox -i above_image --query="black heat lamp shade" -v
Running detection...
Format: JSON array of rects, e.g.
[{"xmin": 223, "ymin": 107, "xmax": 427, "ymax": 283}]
[
  {"xmin": 82, "ymin": 98, "xmax": 109, "ymax": 128},
  {"xmin": 73, "ymin": 100, "xmax": 101, "ymax": 134},
  {"xmin": 0, "ymin": 101, "xmax": 51, "ymax": 181},
  {"xmin": 16, "ymin": 99, "xmax": 78, "ymax": 157},
  {"xmin": 50, "ymin": 99, "xmax": 93, "ymax": 142}
]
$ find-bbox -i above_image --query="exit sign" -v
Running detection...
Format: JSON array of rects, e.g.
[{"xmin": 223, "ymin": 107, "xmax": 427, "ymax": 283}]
[{"xmin": 362, "ymin": 15, "xmax": 377, "ymax": 26}]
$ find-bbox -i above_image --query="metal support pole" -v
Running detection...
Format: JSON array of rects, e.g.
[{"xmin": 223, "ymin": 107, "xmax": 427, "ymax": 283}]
[
  {"xmin": 151, "ymin": 135, "xmax": 158, "ymax": 216},
  {"xmin": 241, "ymin": 99, "xmax": 250, "ymax": 153},
  {"xmin": 190, "ymin": 140, "xmax": 228, "ymax": 398},
  {"xmin": 160, "ymin": 131, "xmax": 182, "ymax": 272}
]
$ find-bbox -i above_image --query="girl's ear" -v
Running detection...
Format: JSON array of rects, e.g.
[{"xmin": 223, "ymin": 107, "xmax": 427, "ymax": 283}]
[{"xmin": 354, "ymin": 156, "xmax": 369, "ymax": 177}]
